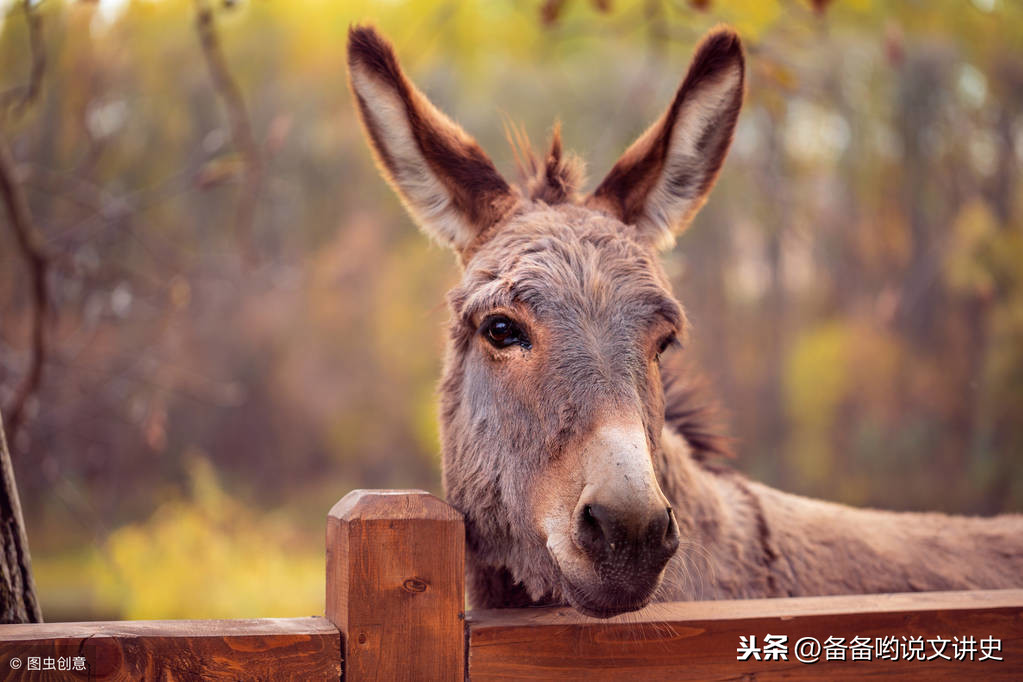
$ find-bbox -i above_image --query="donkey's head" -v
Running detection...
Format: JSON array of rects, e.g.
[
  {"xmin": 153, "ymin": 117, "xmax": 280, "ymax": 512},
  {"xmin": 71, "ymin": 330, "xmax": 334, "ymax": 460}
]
[{"xmin": 347, "ymin": 26, "xmax": 743, "ymax": 617}]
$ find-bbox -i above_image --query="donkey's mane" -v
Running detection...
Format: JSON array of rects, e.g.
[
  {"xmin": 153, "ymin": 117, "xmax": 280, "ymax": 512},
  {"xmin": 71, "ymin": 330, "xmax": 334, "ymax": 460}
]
[
  {"xmin": 660, "ymin": 356, "xmax": 734, "ymax": 465},
  {"xmin": 504, "ymin": 121, "xmax": 587, "ymax": 205}
]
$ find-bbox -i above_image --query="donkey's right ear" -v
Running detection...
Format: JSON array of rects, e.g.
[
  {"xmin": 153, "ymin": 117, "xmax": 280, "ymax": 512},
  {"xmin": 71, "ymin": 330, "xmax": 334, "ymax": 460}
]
[{"xmin": 347, "ymin": 26, "xmax": 515, "ymax": 255}]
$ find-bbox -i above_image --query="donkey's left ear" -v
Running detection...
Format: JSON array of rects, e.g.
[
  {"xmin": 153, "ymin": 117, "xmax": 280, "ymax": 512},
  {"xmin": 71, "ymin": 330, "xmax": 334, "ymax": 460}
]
[
  {"xmin": 587, "ymin": 28, "xmax": 744, "ymax": 250},
  {"xmin": 347, "ymin": 26, "xmax": 516, "ymax": 256}
]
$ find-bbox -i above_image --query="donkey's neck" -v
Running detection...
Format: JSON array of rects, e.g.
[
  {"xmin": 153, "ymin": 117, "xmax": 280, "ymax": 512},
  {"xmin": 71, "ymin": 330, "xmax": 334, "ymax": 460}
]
[
  {"xmin": 656, "ymin": 426, "xmax": 1023, "ymax": 600},
  {"xmin": 653, "ymin": 427, "xmax": 783, "ymax": 600}
]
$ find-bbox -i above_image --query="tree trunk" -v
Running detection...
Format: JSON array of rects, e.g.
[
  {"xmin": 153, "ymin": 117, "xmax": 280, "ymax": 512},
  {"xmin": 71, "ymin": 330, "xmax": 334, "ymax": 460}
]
[{"xmin": 0, "ymin": 409, "xmax": 42, "ymax": 623}]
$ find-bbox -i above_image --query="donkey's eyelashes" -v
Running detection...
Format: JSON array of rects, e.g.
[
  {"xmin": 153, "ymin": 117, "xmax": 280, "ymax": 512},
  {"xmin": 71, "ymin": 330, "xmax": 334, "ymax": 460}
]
[
  {"xmin": 481, "ymin": 315, "xmax": 532, "ymax": 350},
  {"xmin": 656, "ymin": 332, "xmax": 681, "ymax": 360}
]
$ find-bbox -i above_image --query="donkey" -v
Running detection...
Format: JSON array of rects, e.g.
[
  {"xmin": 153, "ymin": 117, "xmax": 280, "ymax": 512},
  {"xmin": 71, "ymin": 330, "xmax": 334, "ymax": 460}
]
[{"xmin": 346, "ymin": 25, "xmax": 1023, "ymax": 618}]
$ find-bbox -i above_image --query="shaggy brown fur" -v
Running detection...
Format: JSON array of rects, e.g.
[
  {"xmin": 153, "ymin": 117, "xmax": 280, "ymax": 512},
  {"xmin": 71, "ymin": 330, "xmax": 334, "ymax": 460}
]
[
  {"xmin": 660, "ymin": 355, "xmax": 733, "ymax": 465},
  {"xmin": 654, "ymin": 426, "xmax": 1023, "ymax": 601},
  {"xmin": 506, "ymin": 121, "xmax": 587, "ymax": 206},
  {"xmin": 346, "ymin": 24, "xmax": 1023, "ymax": 618}
]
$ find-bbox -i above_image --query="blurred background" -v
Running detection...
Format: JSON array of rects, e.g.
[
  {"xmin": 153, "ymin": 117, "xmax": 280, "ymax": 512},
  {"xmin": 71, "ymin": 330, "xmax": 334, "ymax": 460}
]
[{"xmin": 1, "ymin": 0, "xmax": 1021, "ymax": 621}]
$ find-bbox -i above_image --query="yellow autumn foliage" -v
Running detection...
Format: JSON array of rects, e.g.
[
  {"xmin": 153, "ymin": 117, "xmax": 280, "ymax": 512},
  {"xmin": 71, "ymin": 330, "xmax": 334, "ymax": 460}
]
[
  {"xmin": 90, "ymin": 456, "xmax": 323, "ymax": 619},
  {"xmin": 784, "ymin": 319, "xmax": 902, "ymax": 494}
]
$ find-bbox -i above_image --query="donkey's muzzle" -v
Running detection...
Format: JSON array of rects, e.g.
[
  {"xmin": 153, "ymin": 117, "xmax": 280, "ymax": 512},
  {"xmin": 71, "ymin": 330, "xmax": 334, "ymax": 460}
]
[{"xmin": 573, "ymin": 502, "xmax": 681, "ymax": 572}]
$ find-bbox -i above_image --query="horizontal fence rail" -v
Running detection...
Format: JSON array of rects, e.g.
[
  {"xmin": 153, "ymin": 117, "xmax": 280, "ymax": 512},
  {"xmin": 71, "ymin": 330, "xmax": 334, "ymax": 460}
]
[
  {"xmin": 0, "ymin": 617, "xmax": 340, "ymax": 680},
  {"xmin": 467, "ymin": 590, "xmax": 1023, "ymax": 680},
  {"xmin": 2, "ymin": 489, "xmax": 1022, "ymax": 680}
]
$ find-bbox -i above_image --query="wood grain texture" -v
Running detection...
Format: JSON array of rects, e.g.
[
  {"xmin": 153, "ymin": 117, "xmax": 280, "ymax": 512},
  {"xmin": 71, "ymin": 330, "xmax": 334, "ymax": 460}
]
[
  {"xmin": 0, "ymin": 408, "xmax": 42, "ymax": 624},
  {"xmin": 468, "ymin": 589, "xmax": 1023, "ymax": 680},
  {"xmin": 326, "ymin": 490, "xmax": 465, "ymax": 682},
  {"xmin": 0, "ymin": 616, "xmax": 341, "ymax": 680}
]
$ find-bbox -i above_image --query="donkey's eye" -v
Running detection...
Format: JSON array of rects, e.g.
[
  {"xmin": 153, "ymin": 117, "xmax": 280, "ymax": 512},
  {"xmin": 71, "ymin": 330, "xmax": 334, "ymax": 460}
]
[
  {"xmin": 656, "ymin": 332, "xmax": 679, "ymax": 357},
  {"xmin": 482, "ymin": 315, "xmax": 530, "ymax": 350}
]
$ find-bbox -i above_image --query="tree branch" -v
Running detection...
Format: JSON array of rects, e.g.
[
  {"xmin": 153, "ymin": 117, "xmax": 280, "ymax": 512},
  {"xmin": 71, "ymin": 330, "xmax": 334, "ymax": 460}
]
[
  {"xmin": 194, "ymin": 0, "xmax": 263, "ymax": 262},
  {"xmin": 0, "ymin": 0, "xmax": 49, "ymax": 443},
  {"xmin": 0, "ymin": 133, "xmax": 50, "ymax": 442},
  {"xmin": 0, "ymin": 0, "xmax": 45, "ymax": 120}
]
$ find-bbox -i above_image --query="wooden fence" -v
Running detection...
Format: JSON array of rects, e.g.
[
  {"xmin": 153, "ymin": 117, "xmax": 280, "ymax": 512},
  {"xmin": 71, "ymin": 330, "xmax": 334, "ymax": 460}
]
[{"xmin": 2, "ymin": 489, "xmax": 1022, "ymax": 680}]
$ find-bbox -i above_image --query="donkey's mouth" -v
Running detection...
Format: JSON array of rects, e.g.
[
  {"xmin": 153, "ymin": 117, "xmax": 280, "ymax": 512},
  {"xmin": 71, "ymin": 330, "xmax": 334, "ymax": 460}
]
[{"xmin": 560, "ymin": 575, "xmax": 658, "ymax": 619}]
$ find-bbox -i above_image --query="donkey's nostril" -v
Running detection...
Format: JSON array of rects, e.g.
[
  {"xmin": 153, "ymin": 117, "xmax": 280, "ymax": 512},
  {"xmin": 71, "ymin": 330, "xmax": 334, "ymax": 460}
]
[
  {"xmin": 573, "ymin": 502, "xmax": 680, "ymax": 563},
  {"xmin": 575, "ymin": 503, "xmax": 611, "ymax": 560},
  {"xmin": 662, "ymin": 507, "xmax": 680, "ymax": 554},
  {"xmin": 664, "ymin": 508, "xmax": 674, "ymax": 535},
  {"xmin": 644, "ymin": 507, "xmax": 669, "ymax": 544}
]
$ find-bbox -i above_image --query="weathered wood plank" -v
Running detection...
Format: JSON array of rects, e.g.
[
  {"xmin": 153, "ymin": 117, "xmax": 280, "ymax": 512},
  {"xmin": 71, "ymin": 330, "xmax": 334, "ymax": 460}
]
[
  {"xmin": 468, "ymin": 589, "xmax": 1023, "ymax": 680},
  {"xmin": 326, "ymin": 489, "xmax": 465, "ymax": 682},
  {"xmin": 0, "ymin": 616, "xmax": 341, "ymax": 680}
]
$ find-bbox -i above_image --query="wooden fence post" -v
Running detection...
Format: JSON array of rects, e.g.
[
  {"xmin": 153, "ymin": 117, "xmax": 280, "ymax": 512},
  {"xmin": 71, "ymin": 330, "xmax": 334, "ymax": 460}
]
[{"xmin": 326, "ymin": 490, "xmax": 465, "ymax": 681}]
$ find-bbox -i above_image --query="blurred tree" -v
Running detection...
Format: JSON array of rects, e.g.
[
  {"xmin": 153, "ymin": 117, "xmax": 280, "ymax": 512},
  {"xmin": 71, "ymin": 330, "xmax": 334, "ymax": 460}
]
[
  {"xmin": 1, "ymin": 0, "xmax": 49, "ymax": 444},
  {"xmin": 0, "ymin": 409, "xmax": 41, "ymax": 623}
]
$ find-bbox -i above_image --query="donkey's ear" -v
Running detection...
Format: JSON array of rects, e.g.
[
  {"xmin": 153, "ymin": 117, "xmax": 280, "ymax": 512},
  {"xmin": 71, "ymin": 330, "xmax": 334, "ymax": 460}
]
[
  {"xmin": 587, "ymin": 28, "xmax": 744, "ymax": 250},
  {"xmin": 347, "ymin": 26, "xmax": 515, "ymax": 255}
]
